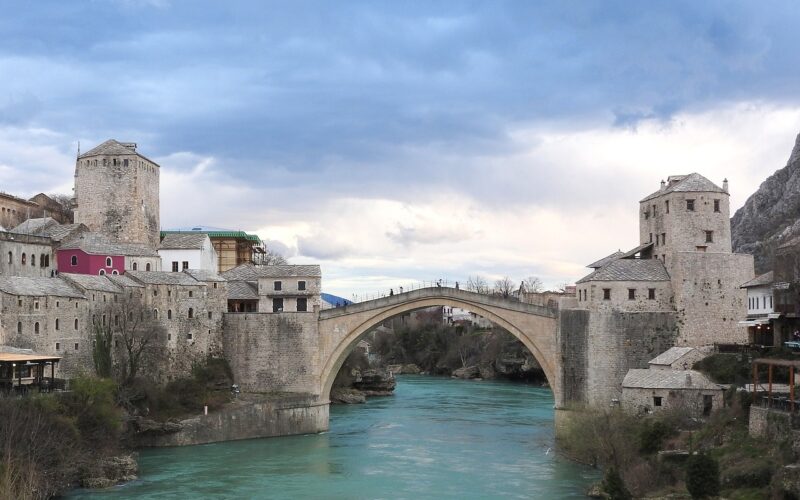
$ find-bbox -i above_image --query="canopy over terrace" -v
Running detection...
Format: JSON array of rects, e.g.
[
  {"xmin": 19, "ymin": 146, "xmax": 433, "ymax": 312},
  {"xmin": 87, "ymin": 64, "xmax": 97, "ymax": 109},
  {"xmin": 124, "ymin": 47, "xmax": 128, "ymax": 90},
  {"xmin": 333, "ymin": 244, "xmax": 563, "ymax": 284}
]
[
  {"xmin": 751, "ymin": 358, "xmax": 800, "ymax": 413},
  {"xmin": 0, "ymin": 348, "xmax": 60, "ymax": 394}
]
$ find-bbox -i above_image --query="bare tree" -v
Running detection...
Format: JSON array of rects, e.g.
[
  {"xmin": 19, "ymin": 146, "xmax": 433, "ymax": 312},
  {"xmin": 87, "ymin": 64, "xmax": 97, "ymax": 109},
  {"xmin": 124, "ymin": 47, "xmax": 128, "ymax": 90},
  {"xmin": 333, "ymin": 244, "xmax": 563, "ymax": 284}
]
[
  {"xmin": 253, "ymin": 242, "xmax": 288, "ymax": 266},
  {"xmin": 493, "ymin": 276, "xmax": 515, "ymax": 298},
  {"xmin": 46, "ymin": 193, "xmax": 75, "ymax": 223},
  {"xmin": 92, "ymin": 294, "xmax": 166, "ymax": 385},
  {"xmin": 466, "ymin": 275, "xmax": 490, "ymax": 294},
  {"xmin": 522, "ymin": 276, "xmax": 544, "ymax": 294}
]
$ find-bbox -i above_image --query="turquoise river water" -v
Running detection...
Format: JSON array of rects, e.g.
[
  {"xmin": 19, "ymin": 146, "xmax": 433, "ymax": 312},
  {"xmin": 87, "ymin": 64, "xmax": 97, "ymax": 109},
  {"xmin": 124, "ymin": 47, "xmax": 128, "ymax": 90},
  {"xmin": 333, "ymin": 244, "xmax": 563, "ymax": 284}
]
[{"xmin": 68, "ymin": 375, "xmax": 599, "ymax": 499}]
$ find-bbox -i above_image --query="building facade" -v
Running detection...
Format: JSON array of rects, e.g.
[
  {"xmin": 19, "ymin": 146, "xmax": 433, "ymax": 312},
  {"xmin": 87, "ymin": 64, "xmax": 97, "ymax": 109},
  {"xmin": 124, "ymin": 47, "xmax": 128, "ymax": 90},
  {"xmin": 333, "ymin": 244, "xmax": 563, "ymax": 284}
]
[{"xmin": 158, "ymin": 233, "xmax": 218, "ymax": 272}]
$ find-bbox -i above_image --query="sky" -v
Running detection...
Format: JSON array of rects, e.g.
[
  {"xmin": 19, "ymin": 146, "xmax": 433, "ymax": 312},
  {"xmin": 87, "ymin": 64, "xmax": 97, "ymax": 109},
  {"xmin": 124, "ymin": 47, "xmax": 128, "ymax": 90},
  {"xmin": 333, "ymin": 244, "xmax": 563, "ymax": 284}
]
[{"xmin": 2, "ymin": 1, "xmax": 800, "ymax": 297}]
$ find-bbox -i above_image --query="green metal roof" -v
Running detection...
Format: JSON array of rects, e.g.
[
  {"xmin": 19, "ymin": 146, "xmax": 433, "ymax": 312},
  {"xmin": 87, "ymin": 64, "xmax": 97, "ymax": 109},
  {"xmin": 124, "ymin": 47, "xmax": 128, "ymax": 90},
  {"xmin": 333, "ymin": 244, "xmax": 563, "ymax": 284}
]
[{"xmin": 161, "ymin": 230, "xmax": 261, "ymax": 242}]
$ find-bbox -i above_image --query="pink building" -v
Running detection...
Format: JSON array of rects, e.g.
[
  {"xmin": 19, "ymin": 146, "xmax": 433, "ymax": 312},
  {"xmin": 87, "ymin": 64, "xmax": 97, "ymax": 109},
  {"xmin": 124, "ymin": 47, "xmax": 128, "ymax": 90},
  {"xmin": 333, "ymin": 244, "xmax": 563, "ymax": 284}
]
[{"xmin": 56, "ymin": 234, "xmax": 161, "ymax": 275}]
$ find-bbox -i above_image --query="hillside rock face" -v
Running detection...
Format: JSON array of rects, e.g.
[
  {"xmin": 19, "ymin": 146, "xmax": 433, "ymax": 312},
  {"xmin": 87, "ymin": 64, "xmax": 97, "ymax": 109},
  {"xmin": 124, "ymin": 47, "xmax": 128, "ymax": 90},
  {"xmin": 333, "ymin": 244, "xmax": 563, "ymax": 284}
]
[{"xmin": 732, "ymin": 132, "xmax": 800, "ymax": 274}]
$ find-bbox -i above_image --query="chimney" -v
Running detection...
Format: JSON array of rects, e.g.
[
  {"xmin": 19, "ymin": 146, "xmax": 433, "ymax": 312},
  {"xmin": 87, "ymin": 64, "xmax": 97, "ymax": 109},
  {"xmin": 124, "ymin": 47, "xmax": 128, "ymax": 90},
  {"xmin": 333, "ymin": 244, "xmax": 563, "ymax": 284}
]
[
  {"xmin": 660, "ymin": 179, "xmax": 666, "ymax": 191},
  {"xmin": 722, "ymin": 178, "xmax": 729, "ymax": 193}
]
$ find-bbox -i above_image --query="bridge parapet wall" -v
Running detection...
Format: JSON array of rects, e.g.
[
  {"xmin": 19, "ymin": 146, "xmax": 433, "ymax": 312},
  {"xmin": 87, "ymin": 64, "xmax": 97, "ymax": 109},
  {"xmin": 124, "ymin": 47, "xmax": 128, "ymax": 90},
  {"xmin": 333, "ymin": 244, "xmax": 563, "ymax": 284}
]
[{"xmin": 222, "ymin": 312, "xmax": 321, "ymax": 394}]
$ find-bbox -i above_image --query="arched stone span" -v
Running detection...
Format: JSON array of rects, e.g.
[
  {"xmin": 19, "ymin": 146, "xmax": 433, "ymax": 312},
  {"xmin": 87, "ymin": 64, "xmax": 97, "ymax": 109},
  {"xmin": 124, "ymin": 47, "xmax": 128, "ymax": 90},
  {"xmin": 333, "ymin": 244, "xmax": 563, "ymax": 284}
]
[{"xmin": 317, "ymin": 288, "xmax": 560, "ymax": 406}]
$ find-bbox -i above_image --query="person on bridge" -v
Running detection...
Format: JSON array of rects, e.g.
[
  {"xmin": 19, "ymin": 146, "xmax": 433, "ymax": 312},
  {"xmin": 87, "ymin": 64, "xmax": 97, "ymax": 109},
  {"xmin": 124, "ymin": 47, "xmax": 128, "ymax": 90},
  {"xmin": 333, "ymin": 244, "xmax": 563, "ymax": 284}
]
[
  {"xmin": 390, "ymin": 289, "xmax": 394, "ymax": 296},
  {"xmin": 455, "ymin": 282, "xmax": 459, "ymax": 290}
]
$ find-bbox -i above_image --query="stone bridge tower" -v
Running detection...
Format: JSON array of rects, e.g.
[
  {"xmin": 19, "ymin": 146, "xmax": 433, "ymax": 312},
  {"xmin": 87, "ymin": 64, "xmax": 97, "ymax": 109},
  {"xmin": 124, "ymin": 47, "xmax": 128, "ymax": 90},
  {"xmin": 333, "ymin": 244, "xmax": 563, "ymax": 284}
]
[{"xmin": 73, "ymin": 140, "xmax": 160, "ymax": 247}]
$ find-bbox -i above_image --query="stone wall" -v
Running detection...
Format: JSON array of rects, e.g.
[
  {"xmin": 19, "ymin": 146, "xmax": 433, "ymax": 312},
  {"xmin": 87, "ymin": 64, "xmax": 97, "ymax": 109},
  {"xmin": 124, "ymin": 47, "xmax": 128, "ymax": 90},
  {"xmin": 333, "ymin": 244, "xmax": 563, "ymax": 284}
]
[
  {"xmin": 223, "ymin": 312, "xmax": 321, "ymax": 393},
  {"xmin": 557, "ymin": 308, "xmax": 589, "ymax": 405},
  {"xmin": 74, "ymin": 153, "xmax": 160, "ymax": 247},
  {"xmin": 134, "ymin": 394, "xmax": 329, "ymax": 447},
  {"xmin": 621, "ymin": 386, "xmax": 723, "ymax": 417},
  {"xmin": 576, "ymin": 279, "xmax": 673, "ymax": 312},
  {"xmin": 0, "ymin": 233, "xmax": 55, "ymax": 277},
  {"xmin": 671, "ymin": 251, "xmax": 753, "ymax": 345}
]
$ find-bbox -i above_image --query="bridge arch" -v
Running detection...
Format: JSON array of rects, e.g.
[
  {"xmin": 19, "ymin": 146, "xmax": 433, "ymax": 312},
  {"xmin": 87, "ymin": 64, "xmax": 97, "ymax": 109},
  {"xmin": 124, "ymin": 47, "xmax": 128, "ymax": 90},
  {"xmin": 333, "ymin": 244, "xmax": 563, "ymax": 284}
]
[{"xmin": 317, "ymin": 288, "xmax": 560, "ymax": 405}]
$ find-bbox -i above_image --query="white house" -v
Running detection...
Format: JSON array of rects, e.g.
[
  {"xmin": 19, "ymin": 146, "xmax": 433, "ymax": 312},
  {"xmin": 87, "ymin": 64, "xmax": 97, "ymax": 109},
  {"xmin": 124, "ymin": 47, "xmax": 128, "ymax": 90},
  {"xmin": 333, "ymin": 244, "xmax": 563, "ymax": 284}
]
[
  {"xmin": 740, "ymin": 271, "xmax": 777, "ymax": 346},
  {"xmin": 158, "ymin": 233, "xmax": 218, "ymax": 272}
]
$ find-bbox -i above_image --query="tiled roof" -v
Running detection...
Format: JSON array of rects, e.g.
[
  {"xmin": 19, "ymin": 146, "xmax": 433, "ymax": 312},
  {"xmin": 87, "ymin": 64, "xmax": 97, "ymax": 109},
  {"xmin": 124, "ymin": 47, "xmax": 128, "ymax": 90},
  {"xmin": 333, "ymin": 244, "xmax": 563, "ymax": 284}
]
[
  {"xmin": 741, "ymin": 271, "xmax": 774, "ymax": 288},
  {"xmin": 623, "ymin": 369, "xmax": 720, "ymax": 390},
  {"xmin": 649, "ymin": 347, "xmax": 697, "ymax": 366},
  {"xmin": 60, "ymin": 273, "xmax": 122, "ymax": 293},
  {"xmin": 640, "ymin": 173, "xmax": 727, "ymax": 202},
  {"xmin": 126, "ymin": 271, "xmax": 203, "ymax": 286},
  {"xmin": 221, "ymin": 263, "xmax": 321, "ymax": 280},
  {"xmin": 576, "ymin": 258, "xmax": 670, "ymax": 283},
  {"xmin": 0, "ymin": 276, "xmax": 84, "ymax": 298},
  {"xmin": 39, "ymin": 223, "xmax": 87, "ymax": 242},
  {"xmin": 159, "ymin": 233, "xmax": 210, "ymax": 250},
  {"xmin": 227, "ymin": 281, "xmax": 258, "ymax": 300},
  {"xmin": 587, "ymin": 251, "xmax": 624, "ymax": 269},
  {"xmin": 12, "ymin": 218, "xmax": 58, "ymax": 234},
  {"xmin": 161, "ymin": 229, "xmax": 261, "ymax": 242},
  {"xmin": 59, "ymin": 233, "xmax": 158, "ymax": 257},
  {"xmin": 183, "ymin": 269, "xmax": 226, "ymax": 282},
  {"xmin": 107, "ymin": 274, "xmax": 144, "ymax": 288}
]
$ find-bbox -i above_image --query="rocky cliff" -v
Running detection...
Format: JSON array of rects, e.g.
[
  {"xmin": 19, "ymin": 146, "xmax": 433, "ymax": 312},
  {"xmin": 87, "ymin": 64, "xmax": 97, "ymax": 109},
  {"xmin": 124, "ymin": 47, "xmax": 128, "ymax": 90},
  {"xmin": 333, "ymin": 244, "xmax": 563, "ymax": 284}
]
[{"xmin": 732, "ymin": 132, "xmax": 800, "ymax": 273}]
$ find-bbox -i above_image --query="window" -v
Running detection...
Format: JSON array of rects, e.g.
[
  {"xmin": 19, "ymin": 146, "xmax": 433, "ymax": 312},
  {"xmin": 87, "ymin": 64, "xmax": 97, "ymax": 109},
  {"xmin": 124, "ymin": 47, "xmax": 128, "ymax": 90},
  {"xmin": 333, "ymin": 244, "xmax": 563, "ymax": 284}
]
[
  {"xmin": 153, "ymin": 289, "xmax": 158, "ymax": 296},
  {"xmin": 274, "ymin": 281, "xmax": 282, "ymax": 291},
  {"xmin": 213, "ymin": 283, "xmax": 218, "ymax": 289},
  {"xmin": 649, "ymin": 233, "xmax": 653, "ymax": 243},
  {"xmin": 770, "ymin": 296, "xmax": 773, "ymax": 309},
  {"xmin": 208, "ymin": 311, "xmax": 212, "ymax": 319},
  {"xmin": 7, "ymin": 251, "xmax": 11, "ymax": 264},
  {"xmin": 31, "ymin": 254, "xmax": 35, "ymax": 266},
  {"xmin": 71, "ymin": 255, "xmax": 77, "ymax": 266},
  {"xmin": 168, "ymin": 334, "xmax": 172, "ymax": 341},
  {"xmin": 661, "ymin": 233, "xmax": 666, "ymax": 245},
  {"xmin": 298, "ymin": 280, "xmax": 306, "ymax": 291},
  {"xmin": 628, "ymin": 289, "xmax": 635, "ymax": 300},
  {"xmin": 187, "ymin": 333, "xmax": 193, "ymax": 340},
  {"xmin": 106, "ymin": 257, "xmax": 112, "ymax": 267},
  {"xmin": 22, "ymin": 253, "xmax": 26, "ymax": 265},
  {"xmin": 653, "ymin": 396, "xmax": 662, "ymax": 407},
  {"xmin": 686, "ymin": 199, "xmax": 695, "ymax": 211},
  {"xmin": 153, "ymin": 309, "xmax": 159, "ymax": 319},
  {"xmin": 648, "ymin": 288, "xmax": 656, "ymax": 300},
  {"xmin": 603, "ymin": 288, "xmax": 611, "ymax": 300},
  {"xmin": 297, "ymin": 298, "xmax": 308, "ymax": 312},
  {"xmin": 705, "ymin": 231, "xmax": 714, "ymax": 243},
  {"xmin": 273, "ymin": 298, "xmax": 284, "ymax": 312},
  {"xmin": 665, "ymin": 200, "xmax": 669, "ymax": 214},
  {"xmin": 74, "ymin": 318, "xmax": 78, "ymax": 330},
  {"xmin": 172, "ymin": 261, "xmax": 179, "ymax": 272},
  {"xmin": 112, "ymin": 270, "xmax": 118, "ymax": 275},
  {"xmin": 17, "ymin": 322, "xmax": 21, "ymax": 334},
  {"xmin": 189, "ymin": 291, "xmax": 193, "ymax": 298},
  {"xmin": 115, "ymin": 315, "xmax": 119, "ymax": 326},
  {"xmin": 74, "ymin": 343, "xmax": 79, "ymax": 350},
  {"xmin": 168, "ymin": 310, "xmax": 172, "ymax": 319},
  {"xmin": 182, "ymin": 261, "xmax": 189, "ymax": 270},
  {"xmin": 56, "ymin": 342, "xmax": 60, "ymax": 351},
  {"xmin": 54, "ymin": 318, "xmax": 59, "ymax": 331},
  {"xmin": 644, "ymin": 209, "xmax": 649, "ymax": 220},
  {"xmin": 655, "ymin": 234, "xmax": 659, "ymax": 246},
  {"xmin": 40, "ymin": 255, "xmax": 45, "ymax": 267},
  {"xmin": 99, "ymin": 269, "xmax": 105, "ymax": 275},
  {"xmin": 146, "ymin": 263, "xmax": 151, "ymax": 271},
  {"xmin": 652, "ymin": 204, "xmax": 657, "ymax": 216},
  {"xmin": 132, "ymin": 262, "xmax": 138, "ymax": 271},
  {"xmin": 714, "ymin": 199, "xmax": 720, "ymax": 213},
  {"xmin": 34, "ymin": 301, "xmax": 39, "ymax": 310},
  {"xmin": 123, "ymin": 159, "xmax": 128, "ymax": 167},
  {"xmin": 188, "ymin": 308, "xmax": 194, "ymax": 318},
  {"xmin": 34, "ymin": 322, "xmax": 39, "ymax": 334}
]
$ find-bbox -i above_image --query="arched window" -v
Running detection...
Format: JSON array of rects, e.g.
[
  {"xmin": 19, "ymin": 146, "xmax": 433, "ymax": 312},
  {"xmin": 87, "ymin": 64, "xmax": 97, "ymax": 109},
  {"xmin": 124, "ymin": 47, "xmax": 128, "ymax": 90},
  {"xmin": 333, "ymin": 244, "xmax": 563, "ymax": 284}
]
[
  {"xmin": 146, "ymin": 263, "xmax": 151, "ymax": 271},
  {"xmin": 129, "ymin": 312, "xmax": 134, "ymax": 321},
  {"xmin": 112, "ymin": 270, "xmax": 119, "ymax": 275},
  {"xmin": 71, "ymin": 255, "xmax": 77, "ymax": 266},
  {"xmin": 45, "ymin": 255, "xmax": 49, "ymax": 267},
  {"xmin": 74, "ymin": 318, "xmax": 78, "ymax": 330},
  {"xmin": 132, "ymin": 262, "xmax": 138, "ymax": 271},
  {"xmin": 55, "ymin": 319, "xmax": 59, "ymax": 330},
  {"xmin": 153, "ymin": 309, "xmax": 158, "ymax": 319},
  {"xmin": 40, "ymin": 255, "xmax": 45, "ymax": 267},
  {"xmin": 167, "ymin": 309, "xmax": 172, "ymax": 319},
  {"xmin": 31, "ymin": 254, "xmax": 35, "ymax": 267},
  {"xmin": 106, "ymin": 257, "xmax": 112, "ymax": 267},
  {"xmin": 34, "ymin": 322, "xmax": 40, "ymax": 334},
  {"xmin": 114, "ymin": 315, "xmax": 119, "ymax": 326},
  {"xmin": 7, "ymin": 251, "xmax": 11, "ymax": 264},
  {"xmin": 21, "ymin": 253, "xmax": 26, "ymax": 265},
  {"xmin": 188, "ymin": 308, "xmax": 194, "ymax": 319},
  {"xmin": 99, "ymin": 269, "xmax": 106, "ymax": 276},
  {"xmin": 17, "ymin": 322, "xmax": 21, "ymax": 334}
]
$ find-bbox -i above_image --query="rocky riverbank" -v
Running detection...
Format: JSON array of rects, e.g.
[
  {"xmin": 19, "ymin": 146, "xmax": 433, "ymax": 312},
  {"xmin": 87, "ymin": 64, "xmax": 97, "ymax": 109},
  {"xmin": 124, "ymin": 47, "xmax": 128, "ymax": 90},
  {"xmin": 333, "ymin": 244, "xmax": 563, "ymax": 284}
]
[{"xmin": 331, "ymin": 366, "xmax": 396, "ymax": 404}]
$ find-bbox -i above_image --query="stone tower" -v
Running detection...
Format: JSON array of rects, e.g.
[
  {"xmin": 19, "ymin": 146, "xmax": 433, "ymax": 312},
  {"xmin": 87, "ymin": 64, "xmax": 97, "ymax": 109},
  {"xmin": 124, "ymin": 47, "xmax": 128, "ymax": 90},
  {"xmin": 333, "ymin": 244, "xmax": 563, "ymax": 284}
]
[{"xmin": 73, "ymin": 140, "xmax": 160, "ymax": 248}]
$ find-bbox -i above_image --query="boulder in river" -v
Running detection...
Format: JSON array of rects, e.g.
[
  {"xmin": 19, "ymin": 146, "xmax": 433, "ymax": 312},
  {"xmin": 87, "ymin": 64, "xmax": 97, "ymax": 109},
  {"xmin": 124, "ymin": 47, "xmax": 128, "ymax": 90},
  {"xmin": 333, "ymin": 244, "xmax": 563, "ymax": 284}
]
[
  {"xmin": 80, "ymin": 453, "xmax": 139, "ymax": 489},
  {"xmin": 353, "ymin": 368, "xmax": 396, "ymax": 396},
  {"xmin": 452, "ymin": 365, "xmax": 480, "ymax": 379},
  {"xmin": 330, "ymin": 388, "xmax": 367, "ymax": 404}
]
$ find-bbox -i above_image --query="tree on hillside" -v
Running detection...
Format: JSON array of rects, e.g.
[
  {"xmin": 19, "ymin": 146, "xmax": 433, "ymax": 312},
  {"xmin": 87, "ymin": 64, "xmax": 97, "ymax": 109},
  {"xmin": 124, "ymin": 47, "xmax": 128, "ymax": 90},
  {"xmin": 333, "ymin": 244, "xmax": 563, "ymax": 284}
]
[
  {"xmin": 466, "ymin": 275, "xmax": 490, "ymax": 294},
  {"xmin": 493, "ymin": 276, "xmax": 515, "ymax": 298},
  {"xmin": 90, "ymin": 294, "xmax": 166, "ymax": 385}
]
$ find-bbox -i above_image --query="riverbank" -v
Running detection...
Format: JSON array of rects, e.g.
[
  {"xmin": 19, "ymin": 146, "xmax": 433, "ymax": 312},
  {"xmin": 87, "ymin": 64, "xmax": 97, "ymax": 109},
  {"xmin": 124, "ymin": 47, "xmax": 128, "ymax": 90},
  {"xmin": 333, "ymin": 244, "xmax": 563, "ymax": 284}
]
[{"xmin": 67, "ymin": 375, "xmax": 599, "ymax": 498}]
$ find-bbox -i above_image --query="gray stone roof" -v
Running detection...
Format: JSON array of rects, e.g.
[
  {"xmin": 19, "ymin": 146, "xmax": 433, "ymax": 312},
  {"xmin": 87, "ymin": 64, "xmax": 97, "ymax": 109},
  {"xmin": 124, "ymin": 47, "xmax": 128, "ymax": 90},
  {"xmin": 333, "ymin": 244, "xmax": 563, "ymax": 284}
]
[
  {"xmin": 0, "ymin": 276, "xmax": 84, "ymax": 298},
  {"xmin": 222, "ymin": 263, "xmax": 321, "ymax": 280},
  {"xmin": 576, "ymin": 258, "xmax": 670, "ymax": 283},
  {"xmin": 107, "ymin": 274, "xmax": 144, "ymax": 288},
  {"xmin": 623, "ymin": 369, "xmax": 720, "ymax": 390},
  {"xmin": 159, "ymin": 233, "xmax": 210, "ymax": 250},
  {"xmin": 126, "ymin": 271, "xmax": 203, "ymax": 286},
  {"xmin": 38, "ymin": 223, "xmax": 87, "ymax": 243},
  {"xmin": 12, "ymin": 218, "xmax": 58, "ymax": 234},
  {"xmin": 641, "ymin": 173, "xmax": 727, "ymax": 202},
  {"xmin": 649, "ymin": 347, "xmax": 697, "ymax": 366},
  {"xmin": 78, "ymin": 139, "xmax": 159, "ymax": 166},
  {"xmin": 60, "ymin": 273, "xmax": 122, "ymax": 293},
  {"xmin": 741, "ymin": 271, "xmax": 774, "ymax": 288},
  {"xmin": 587, "ymin": 251, "xmax": 624, "ymax": 269},
  {"xmin": 227, "ymin": 281, "xmax": 258, "ymax": 300},
  {"xmin": 183, "ymin": 269, "xmax": 226, "ymax": 282},
  {"xmin": 59, "ymin": 233, "xmax": 158, "ymax": 257}
]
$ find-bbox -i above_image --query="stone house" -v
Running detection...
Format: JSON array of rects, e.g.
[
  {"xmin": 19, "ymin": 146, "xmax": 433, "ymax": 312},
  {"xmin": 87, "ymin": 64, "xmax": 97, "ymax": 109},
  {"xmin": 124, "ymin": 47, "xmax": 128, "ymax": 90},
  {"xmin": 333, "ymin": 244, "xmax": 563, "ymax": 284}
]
[
  {"xmin": 0, "ymin": 192, "xmax": 38, "ymax": 228},
  {"xmin": 161, "ymin": 227, "xmax": 263, "ymax": 272},
  {"xmin": 622, "ymin": 368, "xmax": 723, "ymax": 417},
  {"xmin": 57, "ymin": 233, "xmax": 161, "ymax": 275},
  {"xmin": 740, "ymin": 271, "xmax": 777, "ymax": 346},
  {"xmin": 221, "ymin": 263, "xmax": 321, "ymax": 313},
  {"xmin": 0, "ymin": 232, "xmax": 55, "ymax": 277},
  {"xmin": 158, "ymin": 233, "xmax": 218, "ymax": 272},
  {"xmin": 11, "ymin": 217, "xmax": 87, "ymax": 246},
  {"xmin": 647, "ymin": 346, "xmax": 707, "ymax": 371},
  {"xmin": 28, "ymin": 193, "xmax": 72, "ymax": 224}
]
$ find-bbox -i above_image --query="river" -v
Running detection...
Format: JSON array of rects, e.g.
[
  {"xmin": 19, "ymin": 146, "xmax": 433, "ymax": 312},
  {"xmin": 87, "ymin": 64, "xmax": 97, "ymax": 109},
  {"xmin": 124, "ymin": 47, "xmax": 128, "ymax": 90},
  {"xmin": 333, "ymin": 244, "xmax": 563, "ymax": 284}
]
[{"xmin": 68, "ymin": 375, "xmax": 599, "ymax": 499}]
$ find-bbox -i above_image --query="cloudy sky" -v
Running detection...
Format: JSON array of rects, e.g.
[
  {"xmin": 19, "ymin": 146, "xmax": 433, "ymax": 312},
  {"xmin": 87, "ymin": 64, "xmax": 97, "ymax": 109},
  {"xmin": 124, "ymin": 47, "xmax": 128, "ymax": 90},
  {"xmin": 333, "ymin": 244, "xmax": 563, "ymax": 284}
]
[{"xmin": 2, "ymin": 1, "xmax": 800, "ymax": 297}]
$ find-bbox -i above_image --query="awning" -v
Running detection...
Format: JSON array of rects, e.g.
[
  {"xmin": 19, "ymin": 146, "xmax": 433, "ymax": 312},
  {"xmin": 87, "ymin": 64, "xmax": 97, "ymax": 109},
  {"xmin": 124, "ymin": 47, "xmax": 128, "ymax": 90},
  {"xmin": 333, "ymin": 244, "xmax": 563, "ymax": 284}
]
[
  {"xmin": 738, "ymin": 318, "xmax": 771, "ymax": 326},
  {"xmin": 769, "ymin": 313, "xmax": 783, "ymax": 319}
]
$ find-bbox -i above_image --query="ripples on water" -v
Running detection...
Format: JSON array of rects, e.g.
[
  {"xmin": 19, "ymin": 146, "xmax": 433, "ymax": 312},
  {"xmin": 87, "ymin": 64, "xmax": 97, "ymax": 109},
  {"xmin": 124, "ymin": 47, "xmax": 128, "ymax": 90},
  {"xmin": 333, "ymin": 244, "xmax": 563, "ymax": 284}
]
[{"xmin": 68, "ymin": 375, "xmax": 599, "ymax": 499}]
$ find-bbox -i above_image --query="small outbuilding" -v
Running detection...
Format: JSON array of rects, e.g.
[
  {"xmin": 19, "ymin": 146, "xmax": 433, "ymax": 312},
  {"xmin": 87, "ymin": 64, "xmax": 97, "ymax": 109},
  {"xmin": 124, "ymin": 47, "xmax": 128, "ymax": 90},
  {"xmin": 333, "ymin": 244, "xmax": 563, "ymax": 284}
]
[
  {"xmin": 648, "ymin": 346, "xmax": 707, "ymax": 371},
  {"xmin": 622, "ymin": 368, "xmax": 723, "ymax": 417}
]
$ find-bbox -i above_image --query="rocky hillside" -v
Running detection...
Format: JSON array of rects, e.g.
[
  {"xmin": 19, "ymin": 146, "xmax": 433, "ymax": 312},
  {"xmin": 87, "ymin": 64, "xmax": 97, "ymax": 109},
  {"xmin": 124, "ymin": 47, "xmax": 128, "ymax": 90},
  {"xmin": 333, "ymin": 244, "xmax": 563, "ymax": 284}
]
[{"xmin": 732, "ymin": 132, "xmax": 800, "ymax": 273}]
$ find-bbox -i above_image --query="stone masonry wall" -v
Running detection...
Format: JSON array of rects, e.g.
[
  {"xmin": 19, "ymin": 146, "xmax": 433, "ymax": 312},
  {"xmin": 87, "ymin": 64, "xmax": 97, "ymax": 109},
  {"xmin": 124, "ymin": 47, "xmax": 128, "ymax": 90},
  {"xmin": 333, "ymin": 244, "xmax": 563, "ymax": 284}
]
[
  {"xmin": 223, "ymin": 312, "xmax": 321, "ymax": 393},
  {"xmin": 558, "ymin": 308, "xmax": 589, "ymax": 405},
  {"xmin": 621, "ymin": 386, "xmax": 723, "ymax": 417},
  {"xmin": 577, "ymin": 279, "xmax": 673, "ymax": 312},
  {"xmin": 0, "ymin": 234, "xmax": 55, "ymax": 277}
]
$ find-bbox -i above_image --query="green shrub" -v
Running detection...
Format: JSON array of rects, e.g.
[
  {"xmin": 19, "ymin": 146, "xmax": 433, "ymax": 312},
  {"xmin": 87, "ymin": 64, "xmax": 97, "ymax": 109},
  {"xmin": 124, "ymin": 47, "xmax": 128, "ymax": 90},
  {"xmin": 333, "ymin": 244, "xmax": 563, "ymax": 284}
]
[
  {"xmin": 686, "ymin": 453, "xmax": 720, "ymax": 499},
  {"xmin": 602, "ymin": 467, "xmax": 632, "ymax": 500},
  {"xmin": 694, "ymin": 354, "xmax": 751, "ymax": 384},
  {"xmin": 638, "ymin": 419, "xmax": 674, "ymax": 454}
]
